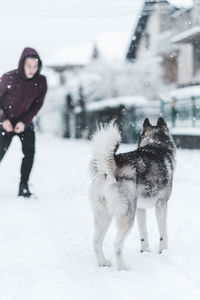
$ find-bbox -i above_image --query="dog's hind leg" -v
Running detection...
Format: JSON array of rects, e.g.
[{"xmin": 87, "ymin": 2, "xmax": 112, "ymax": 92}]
[
  {"xmin": 93, "ymin": 205, "xmax": 112, "ymax": 267},
  {"xmin": 137, "ymin": 208, "xmax": 150, "ymax": 253},
  {"xmin": 114, "ymin": 208, "xmax": 136, "ymax": 271},
  {"xmin": 155, "ymin": 200, "xmax": 168, "ymax": 253}
]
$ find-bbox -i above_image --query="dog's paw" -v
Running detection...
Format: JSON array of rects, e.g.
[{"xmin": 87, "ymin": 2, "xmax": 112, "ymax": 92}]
[
  {"xmin": 159, "ymin": 238, "xmax": 168, "ymax": 253},
  {"xmin": 117, "ymin": 263, "xmax": 128, "ymax": 271},
  {"xmin": 98, "ymin": 259, "xmax": 111, "ymax": 267},
  {"xmin": 140, "ymin": 248, "xmax": 150, "ymax": 253},
  {"xmin": 140, "ymin": 240, "xmax": 150, "ymax": 253},
  {"xmin": 159, "ymin": 247, "xmax": 168, "ymax": 254}
]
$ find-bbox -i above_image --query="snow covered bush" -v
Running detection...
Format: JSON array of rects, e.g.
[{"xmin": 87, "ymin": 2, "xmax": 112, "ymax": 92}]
[{"xmin": 65, "ymin": 55, "xmax": 164, "ymax": 105}]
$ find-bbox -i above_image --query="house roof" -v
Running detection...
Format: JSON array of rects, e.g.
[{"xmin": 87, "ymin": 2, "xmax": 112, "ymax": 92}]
[
  {"xmin": 45, "ymin": 45, "xmax": 92, "ymax": 68},
  {"xmin": 45, "ymin": 31, "xmax": 130, "ymax": 68},
  {"xmin": 126, "ymin": 0, "xmax": 157, "ymax": 61}
]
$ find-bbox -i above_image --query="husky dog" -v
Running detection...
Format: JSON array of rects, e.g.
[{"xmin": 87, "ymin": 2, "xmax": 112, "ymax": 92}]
[{"xmin": 89, "ymin": 118, "xmax": 176, "ymax": 270}]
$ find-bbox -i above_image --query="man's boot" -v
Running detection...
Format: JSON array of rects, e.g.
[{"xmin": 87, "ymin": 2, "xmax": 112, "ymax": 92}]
[{"xmin": 18, "ymin": 182, "xmax": 32, "ymax": 198}]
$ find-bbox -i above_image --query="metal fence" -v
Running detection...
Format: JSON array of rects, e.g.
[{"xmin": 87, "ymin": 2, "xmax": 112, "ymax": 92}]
[
  {"xmin": 160, "ymin": 96, "xmax": 200, "ymax": 128},
  {"xmin": 74, "ymin": 104, "xmax": 160, "ymax": 143}
]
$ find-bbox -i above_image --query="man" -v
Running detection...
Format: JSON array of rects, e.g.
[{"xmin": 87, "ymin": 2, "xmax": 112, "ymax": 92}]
[{"xmin": 0, "ymin": 47, "xmax": 47, "ymax": 198}]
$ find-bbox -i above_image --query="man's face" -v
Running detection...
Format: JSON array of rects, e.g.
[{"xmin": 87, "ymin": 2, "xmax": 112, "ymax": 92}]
[{"xmin": 24, "ymin": 57, "xmax": 39, "ymax": 79}]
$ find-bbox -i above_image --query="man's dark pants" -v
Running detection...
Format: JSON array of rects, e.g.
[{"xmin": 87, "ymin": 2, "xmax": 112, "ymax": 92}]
[{"xmin": 0, "ymin": 125, "xmax": 35, "ymax": 184}]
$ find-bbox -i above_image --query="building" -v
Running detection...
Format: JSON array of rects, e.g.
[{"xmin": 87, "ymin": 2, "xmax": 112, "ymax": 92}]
[{"xmin": 126, "ymin": 0, "xmax": 200, "ymax": 86}]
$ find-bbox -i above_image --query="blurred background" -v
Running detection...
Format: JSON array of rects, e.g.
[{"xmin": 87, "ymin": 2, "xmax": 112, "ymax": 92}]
[
  {"xmin": 1, "ymin": 0, "xmax": 199, "ymax": 148},
  {"xmin": 1, "ymin": 2, "xmax": 200, "ymax": 298}
]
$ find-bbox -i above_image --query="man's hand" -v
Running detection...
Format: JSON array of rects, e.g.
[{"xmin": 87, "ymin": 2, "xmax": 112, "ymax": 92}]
[
  {"xmin": 2, "ymin": 119, "xmax": 14, "ymax": 132},
  {"xmin": 14, "ymin": 122, "xmax": 25, "ymax": 134}
]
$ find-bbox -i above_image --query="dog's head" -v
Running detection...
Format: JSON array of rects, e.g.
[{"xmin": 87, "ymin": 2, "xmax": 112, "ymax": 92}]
[{"xmin": 138, "ymin": 117, "xmax": 175, "ymax": 151}]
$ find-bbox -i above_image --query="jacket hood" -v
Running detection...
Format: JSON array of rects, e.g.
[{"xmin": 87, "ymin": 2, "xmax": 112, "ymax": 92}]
[{"xmin": 18, "ymin": 47, "xmax": 42, "ymax": 79}]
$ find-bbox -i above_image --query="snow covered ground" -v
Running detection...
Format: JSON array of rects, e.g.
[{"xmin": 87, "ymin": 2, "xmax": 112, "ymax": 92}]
[{"xmin": 0, "ymin": 134, "xmax": 200, "ymax": 300}]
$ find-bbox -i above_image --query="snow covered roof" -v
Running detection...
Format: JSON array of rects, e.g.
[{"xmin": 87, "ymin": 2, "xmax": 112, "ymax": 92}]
[
  {"xmin": 161, "ymin": 85, "xmax": 200, "ymax": 102},
  {"xmin": 45, "ymin": 31, "xmax": 130, "ymax": 67},
  {"xmin": 45, "ymin": 45, "xmax": 92, "ymax": 67},
  {"xmin": 126, "ymin": 1, "xmax": 155, "ymax": 61},
  {"xmin": 168, "ymin": 0, "xmax": 193, "ymax": 9},
  {"xmin": 86, "ymin": 96, "xmax": 148, "ymax": 112},
  {"xmin": 171, "ymin": 127, "xmax": 200, "ymax": 136},
  {"xmin": 171, "ymin": 27, "xmax": 200, "ymax": 43},
  {"xmin": 171, "ymin": 86, "xmax": 200, "ymax": 98}
]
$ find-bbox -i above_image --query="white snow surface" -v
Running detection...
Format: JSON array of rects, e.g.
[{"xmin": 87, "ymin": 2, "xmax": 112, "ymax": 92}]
[{"xmin": 0, "ymin": 134, "xmax": 200, "ymax": 299}]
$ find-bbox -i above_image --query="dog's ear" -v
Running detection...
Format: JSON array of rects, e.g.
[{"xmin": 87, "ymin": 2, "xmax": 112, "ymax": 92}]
[
  {"xmin": 157, "ymin": 117, "xmax": 168, "ymax": 130},
  {"xmin": 143, "ymin": 118, "xmax": 152, "ymax": 136},
  {"xmin": 143, "ymin": 118, "xmax": 151, "ymax": 129}
]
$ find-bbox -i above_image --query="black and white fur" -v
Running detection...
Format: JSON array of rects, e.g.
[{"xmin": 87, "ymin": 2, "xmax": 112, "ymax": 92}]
[{"xmin": 89, "ymin": 118, "xmax": 176, "ymax": 270}]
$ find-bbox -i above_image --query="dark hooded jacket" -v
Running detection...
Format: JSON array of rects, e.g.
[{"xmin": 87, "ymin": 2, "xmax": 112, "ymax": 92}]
[{"xmin": 0, "ymin": 47, "xmax": 47, "ymax": 127}]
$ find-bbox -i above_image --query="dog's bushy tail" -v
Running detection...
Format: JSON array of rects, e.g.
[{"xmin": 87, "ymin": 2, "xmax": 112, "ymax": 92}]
[{"xmin": 90, "ymin": 121, "xmax": 121, "ymax": 179}]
